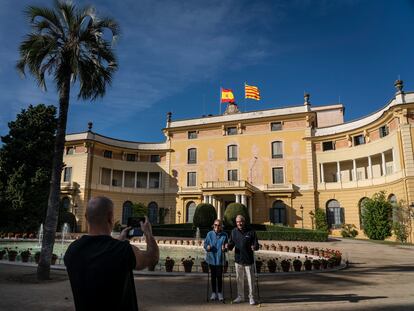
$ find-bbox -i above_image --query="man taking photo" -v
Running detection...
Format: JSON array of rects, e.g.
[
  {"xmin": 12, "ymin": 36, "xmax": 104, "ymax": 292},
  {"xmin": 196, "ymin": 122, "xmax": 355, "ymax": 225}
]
[{"xmin": 64, "ymin": 196, "xmax": 159, "ymax": 311}]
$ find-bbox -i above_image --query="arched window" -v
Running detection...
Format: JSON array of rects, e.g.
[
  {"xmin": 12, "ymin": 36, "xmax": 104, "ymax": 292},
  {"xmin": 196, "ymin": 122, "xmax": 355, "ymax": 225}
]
[
  {"xmin": 148, "ymin": 202, "xmax": 158, "ymax": 224},
  {"xmin": 227, "ymin": 145, "xmax": 238, "ymax": 161},
  {"xmin": 186, "ymin": 201, "xmax": 196, "ymax": 223},
  {"xmin": 326, "ymin": 199, "xmax": 344, "ymax": 229},
  {"xmin": 270, "ymin": 200, "xmax": 286, "ymax": 225},
  {"xmin": 388, "ymin": 194, "xmax": 398, "ymax": 221},
  {"xmin": 271, "ymin": 141, "xmax": 283, "ymax": 159},
  {"xmin": 61, "ymin": 197, "xmax": 71, "ymax": 211},
  {"xmin": 359, "ymin": 197, "xmax": 369, "ymax": 229},
  {"xmin": 122, "ymin": 201, "xmax": 133, "ymax": 225}
]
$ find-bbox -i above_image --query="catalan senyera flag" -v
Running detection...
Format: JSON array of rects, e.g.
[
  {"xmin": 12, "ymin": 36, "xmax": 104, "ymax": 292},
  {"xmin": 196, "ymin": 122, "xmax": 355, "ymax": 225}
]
[
  {"xmin": 245, "ymin": 83, "xmax": 261, "ymax": 100},
  {"xmin": 221, "ymin": 88, "xmax": 235, "ymax": 103}
]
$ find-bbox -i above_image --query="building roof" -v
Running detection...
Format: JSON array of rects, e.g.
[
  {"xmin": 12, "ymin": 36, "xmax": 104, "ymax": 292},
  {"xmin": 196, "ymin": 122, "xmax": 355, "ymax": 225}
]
[{"xmin": 65, "ymin": 131, "xmax": 168, "ymax": 150}]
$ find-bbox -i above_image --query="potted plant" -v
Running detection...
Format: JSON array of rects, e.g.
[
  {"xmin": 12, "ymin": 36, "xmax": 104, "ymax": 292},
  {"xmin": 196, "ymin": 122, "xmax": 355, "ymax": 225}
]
[
  {"xmin": 271, "ymin": 243, "xmax": 276, "ymax": 251},
  {"xmin": 321, "ymin": 258, "xmax": 328, "ymax": 269},
  {"xmin": 312, "ymin": 259, "xmax": 321, "ymax": 270},
  {"xmin": 267, "ymin": 258, "xmax": 277, "ymax": 273},
  {"xmin": 304, "ymin": 258, "xmax": 312, "ymax": 271},
  {"xmin": 51, "ymin": 253, "xmax": 58, "ymax": 265},
  {"xmin": 281, "ymin": 259, "xmax": 291, "ymax": 272},
  {"xmin": 277, "ymin": 244, "xmax": 283, "ymax": 251},
  {"xmin": 327, "ymin": 257, "xmax": 336, "ymax": 268},
  {"xmin": 165, "ymin": 257, "xmax": 175, "ymax": 272},
  {"xmin": 7, "ymin": 249, "xmax": 18, "ymax": 261},
  {"xmin": 255, "ymin": 257, "xmax": 263, "ymax": 273},
  {"xmin": 181, "ymin": 256, "xmax": 194, "ymax": 273},
  {"xmin": 0, "ymin": 249, "xmax": 6, "ymax": 260},
  {"xmin": 292, "ymin": 258, "xmax": 302, "ymax": 272},
  {"xmin": 284, "ymin": 245, "xmax": 290, "ymax": 252},
  {"xmin": 20, "ymin": 249, "xmax": 31, "ymax": 263},
  {"xmin": 291, "ymin": 246, "xmax": 296, "ymax": 253},
  {"xmin": 314, "ymin": 248, "xmax": 320, "ymax": 256},
  {"xmin": 263, "ymin": 244, "xmax": 270, "ymax": 250},
  {"xmin": 34, "ymin": 251, "xmax": 41, "ymax": 264},
  {"xmin": 303, "ymin": 246, "xmax": 309, "ymax": 254},
  {"xmin": 309, "ymin": 248, "xmax": 315, "ymax": 255},
  {"xmin": 201, "ymin": 260, "xmax": 209, "ymax": 273}
]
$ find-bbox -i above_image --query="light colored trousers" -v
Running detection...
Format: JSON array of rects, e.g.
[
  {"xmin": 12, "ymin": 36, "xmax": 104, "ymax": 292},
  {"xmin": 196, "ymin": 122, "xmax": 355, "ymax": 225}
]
[{"xmin": 235, "ymin": 263, "xmax": 255, "ymax": 299}]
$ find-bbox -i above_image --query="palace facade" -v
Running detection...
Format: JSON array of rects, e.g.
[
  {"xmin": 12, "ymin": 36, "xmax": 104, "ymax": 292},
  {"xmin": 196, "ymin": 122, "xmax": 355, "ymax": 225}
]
[{"xmin": 61, "ymin": 80, "xmax": 414, "ymax": 242}]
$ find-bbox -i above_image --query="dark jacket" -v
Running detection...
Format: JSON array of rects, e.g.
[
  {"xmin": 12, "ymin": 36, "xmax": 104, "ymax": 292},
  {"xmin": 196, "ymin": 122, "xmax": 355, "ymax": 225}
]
[{"xmin": 228, "ymin": 226, "xmax": 259, "ymax": 265}]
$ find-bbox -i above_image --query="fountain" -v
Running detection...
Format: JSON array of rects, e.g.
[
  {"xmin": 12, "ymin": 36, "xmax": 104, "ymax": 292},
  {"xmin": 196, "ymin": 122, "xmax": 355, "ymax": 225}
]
[
  {"xmin": 60, "ymin": 223, "xmax": 70, "ymax": 263},
  {"xmin": 195, "ymin": 227, "xmax": 200, "ymax": 241},
  {"xmin": 38, "ymin": 223, "xmax": 44, "ymax": 248}
]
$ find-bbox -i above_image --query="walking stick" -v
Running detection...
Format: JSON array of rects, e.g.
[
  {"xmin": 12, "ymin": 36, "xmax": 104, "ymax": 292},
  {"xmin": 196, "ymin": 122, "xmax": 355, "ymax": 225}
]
[
  {"xmin": 206, "ymin": 263, "xmax": 210, "ymax": 302},
  {"xmin": 253, "ymin": 254, "xmax": 262, "ymax": 307}
]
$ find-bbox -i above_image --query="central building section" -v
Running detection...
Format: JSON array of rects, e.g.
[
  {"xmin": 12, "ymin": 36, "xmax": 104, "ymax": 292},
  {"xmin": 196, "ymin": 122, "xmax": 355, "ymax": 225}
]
[{"xmin": 165, "ymin": 98, "xmax": 343, "ymax": 228}]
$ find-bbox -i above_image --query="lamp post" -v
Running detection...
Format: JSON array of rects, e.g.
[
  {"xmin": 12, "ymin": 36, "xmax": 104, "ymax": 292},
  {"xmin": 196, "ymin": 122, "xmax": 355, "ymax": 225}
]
[
  {"xmin": 309, "ymin": 210, "xmax": 315, "ymax": 230},
  {"xmin": 177, "ymin": 211, "xmax": 181, "ymax": 224},
  {"xmin": 300, "ymin": 205, "xmax": 304, "ymax": 229}
]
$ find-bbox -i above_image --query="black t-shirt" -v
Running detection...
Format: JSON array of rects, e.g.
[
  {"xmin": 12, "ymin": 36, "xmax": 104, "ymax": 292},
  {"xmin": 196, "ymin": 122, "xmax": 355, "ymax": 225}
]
[
  {"xmin": 228, "ymin": 227, "xmax": 259, "ymax": 265},
  {"xmin": 64, "ymin": 235, "xmax": 138, "ymax": 311}
]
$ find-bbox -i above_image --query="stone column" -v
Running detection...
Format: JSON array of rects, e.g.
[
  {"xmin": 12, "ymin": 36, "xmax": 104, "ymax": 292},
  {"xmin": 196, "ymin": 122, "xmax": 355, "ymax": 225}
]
[
  {"xmin": 241, "ymin": 194, "xmax": 247, "ymax": 206},
  {"xmin": 368, "ymin": 155, "xmax": 373, "ymax": 179},
  {"xmin": 203, "ymin": 195, "xmax": 208, "ymax": 203},
  {"xmin": 381, "ymin": 152, "xmax": 386, "ymax": 176},
  {"xmin": 248, "ymin": 196, "xmax": 253, "ymax": 221},
  {"xmin": 235, "ymin": 194, "xmax": 240, "ymax": 203},
  {"xmin": 211, "ymin": 196, "xmax": 216, "ymax": 208},
  {"xmin": 392, "ymin": 148, "xmax": 397, "ymax": 173},
  {"xmin": 320, "ymin": 163, "xmax": 325, "ymax": 183},
  {"xmin": 353, "ymin": 159, "xmax": 357, "ymax": 181},
  {"xmin": 217, "ymin": 200, "xmax": 222, "ymax": 220},
  {"xmin": 336, "ymin": 161, "xmax": 341, "ymax": 182}
]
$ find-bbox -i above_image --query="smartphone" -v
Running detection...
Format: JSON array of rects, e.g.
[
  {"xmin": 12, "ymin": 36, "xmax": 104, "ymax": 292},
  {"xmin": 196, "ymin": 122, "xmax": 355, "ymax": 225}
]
[{"xmin": 127, "ymin": 217, "xmax": 145, "ymax": 238}]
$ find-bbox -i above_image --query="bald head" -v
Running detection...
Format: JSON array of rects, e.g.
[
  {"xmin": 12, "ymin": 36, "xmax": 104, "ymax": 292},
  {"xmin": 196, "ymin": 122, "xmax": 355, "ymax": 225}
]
[{"xmin": 86, "ymin": 196, "xmax": 114, "ymax": 228}]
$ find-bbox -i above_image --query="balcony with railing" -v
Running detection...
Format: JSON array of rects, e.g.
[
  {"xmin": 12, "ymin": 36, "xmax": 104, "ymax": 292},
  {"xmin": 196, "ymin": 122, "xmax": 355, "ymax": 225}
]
[{"xmin": 201, "ymin": 180, "xmax": 255, "ymax": 191}]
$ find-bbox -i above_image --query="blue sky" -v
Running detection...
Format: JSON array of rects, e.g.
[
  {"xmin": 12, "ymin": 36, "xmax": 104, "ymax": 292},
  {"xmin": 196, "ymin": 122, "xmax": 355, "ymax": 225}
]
[{"xmin": 1, "ymin": 0, "xmax": 414, "ymax": 142}]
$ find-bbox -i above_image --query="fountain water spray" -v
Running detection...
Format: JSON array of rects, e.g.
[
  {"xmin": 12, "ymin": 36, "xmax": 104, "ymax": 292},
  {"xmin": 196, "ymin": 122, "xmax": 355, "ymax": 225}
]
[
  {"xmin": 60, "ymin": 223, "xmax": 70, "ymax": 263},
  {"xmin": 38, "ymin": 223, "xmax": 44, "ymax": 248}
]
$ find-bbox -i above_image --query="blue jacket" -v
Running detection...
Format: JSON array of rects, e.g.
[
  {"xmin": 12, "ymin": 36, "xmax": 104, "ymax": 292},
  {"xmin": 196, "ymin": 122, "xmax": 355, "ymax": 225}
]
[{"xmin": 204, "ymin": 230, "xmax": 228, "ymax": 266}]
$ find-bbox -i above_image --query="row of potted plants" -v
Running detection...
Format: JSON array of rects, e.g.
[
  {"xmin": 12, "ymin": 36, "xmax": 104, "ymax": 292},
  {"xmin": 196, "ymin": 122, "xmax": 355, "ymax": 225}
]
[
  {"xmin": 163, "ymin": 252, "xmax": 342, "ymax": 273},
  {"xmin": 0, "ymin": 233, "xmax": 38, "ymax": 239},
  {"xmin": 0, "ymin": 248, "xmax": 58, "ymax": 264},
  {"xmin": 261, "ymin": 243, "xmax": 341, "ymax": 258}
]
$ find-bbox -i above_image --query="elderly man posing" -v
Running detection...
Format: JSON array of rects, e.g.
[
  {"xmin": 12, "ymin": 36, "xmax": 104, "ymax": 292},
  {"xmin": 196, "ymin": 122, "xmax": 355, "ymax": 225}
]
[
  {"xmin": 64, "ymin": 196, "xmax": 159, "ymax": 311},
  {"xmin": 227, "ymin": 214, "xmax": 259, "ymax": 305}
]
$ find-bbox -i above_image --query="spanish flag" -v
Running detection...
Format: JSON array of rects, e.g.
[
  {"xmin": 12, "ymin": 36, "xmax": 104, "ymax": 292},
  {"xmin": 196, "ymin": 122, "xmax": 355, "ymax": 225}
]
[
  {"xmin": 221, "ymin": 88, "xmax": 235, "ymax": 103},
  {"xmin": 245, "ymin": 83, "xmax": 261, "ymax": 100}
]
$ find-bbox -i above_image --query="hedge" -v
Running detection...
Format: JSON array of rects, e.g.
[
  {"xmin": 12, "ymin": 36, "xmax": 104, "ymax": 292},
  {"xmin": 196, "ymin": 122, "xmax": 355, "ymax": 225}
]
[
  {"xmin": 256, "ymin": 229, "xmax": 328, "ymax": 242},
  {"xmin": 152, "ymin": 223, "xmax": 328, "ymax": 241}
]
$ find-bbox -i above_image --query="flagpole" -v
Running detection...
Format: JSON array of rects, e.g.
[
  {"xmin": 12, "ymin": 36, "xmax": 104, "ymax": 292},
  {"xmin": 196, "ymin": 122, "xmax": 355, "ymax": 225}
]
[
  {"xmin": 244, "ymin": 81, "xmax": 247, "ymax": 112},
  {"xmin": 219, "ymin": 87, "xmax": 222, "ymax": 115}
]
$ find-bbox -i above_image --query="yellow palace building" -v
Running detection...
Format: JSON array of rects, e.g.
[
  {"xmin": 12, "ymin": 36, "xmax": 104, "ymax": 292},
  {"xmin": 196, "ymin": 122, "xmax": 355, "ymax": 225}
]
[{"xmin": 61, "ymin": 80, "xmax": 414, "ymax": 241}]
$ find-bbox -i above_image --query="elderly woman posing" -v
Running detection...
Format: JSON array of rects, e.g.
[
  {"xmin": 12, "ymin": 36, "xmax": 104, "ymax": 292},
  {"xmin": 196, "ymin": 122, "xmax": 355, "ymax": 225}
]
[{"xmin": 204, "ymin": 219, "xmax": 228, "ymax": 301}]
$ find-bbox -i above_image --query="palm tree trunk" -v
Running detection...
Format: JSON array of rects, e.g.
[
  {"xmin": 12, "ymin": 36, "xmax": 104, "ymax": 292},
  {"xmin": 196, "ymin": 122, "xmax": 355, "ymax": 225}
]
[{"xmin": 37, "ymin": 74, "xmax": 71, "ymax": 280}]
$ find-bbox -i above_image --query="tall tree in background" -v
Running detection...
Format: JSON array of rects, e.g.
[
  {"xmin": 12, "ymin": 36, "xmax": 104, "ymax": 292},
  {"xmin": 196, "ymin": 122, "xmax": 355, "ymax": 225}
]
[
  {"xmin": 0, "ymin": 105, "xmax": 57, "ymax": 231},
  {"xmin": 17, "ymin": 0, "xmax": 119, "ymax": 280}
]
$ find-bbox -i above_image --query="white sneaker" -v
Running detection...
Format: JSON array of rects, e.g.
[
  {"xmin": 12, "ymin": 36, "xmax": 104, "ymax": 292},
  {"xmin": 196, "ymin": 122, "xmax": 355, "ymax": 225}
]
[
  {"xmin": 233, "ymin": 296, "xmax": 244, "ymax": 303},
  {"xmin": 249, "ymin": 297, "xmax": 256, "ymax": 305},
  {"xmin": 210, "ymin": 293, "xmax": 217, "ymax": 301},
  {"xmin": 217, "ymin": 292, "xmax": 224, "ymax": 301}
]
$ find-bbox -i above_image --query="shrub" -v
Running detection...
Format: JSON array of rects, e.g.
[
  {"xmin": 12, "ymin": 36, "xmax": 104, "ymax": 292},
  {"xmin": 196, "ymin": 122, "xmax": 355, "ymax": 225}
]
[
  {"xmin": 223, "ymin": 203, "xmax": 250, "ymax": 228},
  {"xmin": 192, "ymin": 203, "xmax": 217, "ymax": 228},
  {"xmin": 315, "ymin": 208, "xmax": 328, "ymax": 232},
  {"xmin": 341, "ymin": 224, "xmax": 358, "ymax": 238},
  {"xmin": 393, "ymin": 222, "xmax": 409, "ymax": 243},
  {"xmin": 362, "ymin": 192, "xmax": 392, "ymax": 240},
  {"xmin": 132, "ymin": 202, "xmax": 148, "ymax": 217},
  {"xmin": 256, "ymin": 229, "xmax": 328, "ymax": 242}
]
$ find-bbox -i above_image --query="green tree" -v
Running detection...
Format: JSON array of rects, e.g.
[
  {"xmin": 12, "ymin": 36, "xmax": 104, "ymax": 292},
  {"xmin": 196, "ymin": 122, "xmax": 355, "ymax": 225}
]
[
  {"xmin": 132, "ymin": 203, "xmax": 148, "ymax": 217},
  {"xmin": 314, "ymin": 208, "xmax": 328, "ymax": 232},
  {"xmin": 0, "ymin": 105, "xmax": 57, "ymax": 232},
  {"xmin": 193, "ymin": 203, "xmax": 217, "ymax": 228},
  {"xmin": 223, "ymin": 203, "xmax": 250, "ymax": 228},
  {"xmin": 392, "ymin": 201, "xmax": 410, "ymax": 243},
  {"xmin": 17, "ymin": 0, "xmax": 119, "ymax": 280},
  {"xmin": 362, "ymin": 192, "xmax": 393, "ymax": 240}
]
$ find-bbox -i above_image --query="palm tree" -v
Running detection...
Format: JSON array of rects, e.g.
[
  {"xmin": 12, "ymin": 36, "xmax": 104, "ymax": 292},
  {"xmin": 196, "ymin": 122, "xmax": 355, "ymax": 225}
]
[{"xmin": 17, "ymin": 0, "xmax": 119, "ymax": 280}]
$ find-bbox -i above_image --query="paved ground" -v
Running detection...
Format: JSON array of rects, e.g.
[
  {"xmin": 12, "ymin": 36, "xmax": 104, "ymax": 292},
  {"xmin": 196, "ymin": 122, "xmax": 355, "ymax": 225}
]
[{"xmin": 0, "ymin": 238, "xmax": 413, "ymax": 311}]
